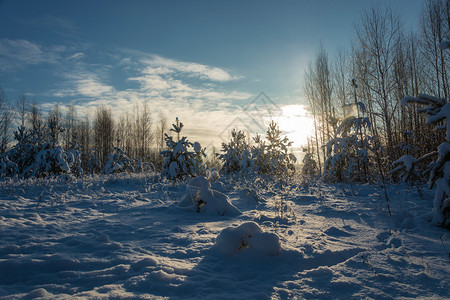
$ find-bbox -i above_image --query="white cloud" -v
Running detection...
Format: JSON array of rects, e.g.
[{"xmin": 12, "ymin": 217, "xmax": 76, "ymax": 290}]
[
  {"xmin": 68, "ymin": 52, "xmax": 84, "ymax": 60},
  {"xmin": 76, "ymin": 78, "xmax": 114, "ymax": 97}
]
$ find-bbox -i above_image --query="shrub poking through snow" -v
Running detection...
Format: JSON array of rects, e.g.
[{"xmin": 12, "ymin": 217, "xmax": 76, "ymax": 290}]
[
  {"xmin": 214, "ymin": 221, "xmax": 281, "ymax": 256},
  {"xmin": 178, "ymin": 176, "xmax": 241, "ymax": 216},
  {"xmin": 160, "ymin": 118, "xmax": 206, "ymax": 180},
  {"xmin": 301, "ymin": 147, "xmax": 317, "ymax": 175},
  {"xmin": 102, "ymin": 147, "xmax": 135, "ymax": 174},
  {"xmin": 400, "ymin": 94, "xmax": 450, "ymax": 229}
]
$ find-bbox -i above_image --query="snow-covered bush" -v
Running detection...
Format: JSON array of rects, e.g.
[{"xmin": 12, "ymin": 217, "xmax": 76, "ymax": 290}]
[
  {"xmin": 219, "ymin": 129, "xmax": 253, "ymax": 174},
  {"xmin": 2, "ymin": 121, "xmax": 82, "ymax": 178},
  {"xmin": 0, "ymin": 155, "xmax": 17, "ymax": 177},
  {"xmin": 301, "ymin": 147, "xmax": 317, "ymax": 175},
  {"xmin": 136, "ymin": 157, "xmax": 154, "ymax": 173},
  {"xmin": 323, "ymin": 116, "xmax": 373, "ymax": 183},
  {"xmin": 178, "ymin": 175, "xmax": 241, "ymax": 216},
  {"xmin": 160, "ymin": 118, "xmax": 206, "ymax": 180},
  {"xmin": 399, "ymin": 94, "xmax": 450, "ymax": 229},
  {"xmin": 102, "ymin": 147, "xmax": 135, "ymax": 174},
  {"xmin": 214, "ymin": 221, "xmax": 281, "ymax": 256}
]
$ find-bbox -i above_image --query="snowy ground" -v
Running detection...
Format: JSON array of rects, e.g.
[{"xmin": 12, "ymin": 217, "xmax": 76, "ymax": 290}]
[{"xmin": 0, "ymin": 173, "xmax": 449, "ymax": 299}]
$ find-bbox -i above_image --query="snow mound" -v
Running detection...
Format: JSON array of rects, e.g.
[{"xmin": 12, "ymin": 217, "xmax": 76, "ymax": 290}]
[
  {"xmin": 238, "ymin": 188, "xmax": 262, "ymax": 202},
  {"xmin": 214, "ymin": 221, "xmax": 281, "ymax": 256},
  {"xmin": 178, "ymin": 176, "xmax": 241, "ymax": 216}
]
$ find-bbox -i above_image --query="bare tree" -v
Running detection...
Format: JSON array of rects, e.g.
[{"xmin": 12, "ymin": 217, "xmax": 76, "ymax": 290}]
[
  {"xmin": 64, "ymin": 104, "xmax": 78, "ymax": 149},
  {"xmin": 93, "ymin": 105, "xmax": 114, "ymax": 167},
  {"xmin": 16, "ymin": 93, "xmax": 28, "ymax": 130},
  {"xmin": 354, "ymin": 5, "xmax": 403, "ymax": 162},
  {"xmin": 47, "ymin": 103, "xmax": 63, "ymax": 145},
  {"xmin": 0, "ymin": 86, "xmax": 11, "ymax": 153},
  {"xmin": 302, "ymin": 45, "xmax": 336, "ymax": 172},
  {"xmin": 135, "ymin": 100, "xmax": 153, "ymax": 160},
  {"xmin": 419, "ymin": 0, "xmax": 449, "ymax": 99}
]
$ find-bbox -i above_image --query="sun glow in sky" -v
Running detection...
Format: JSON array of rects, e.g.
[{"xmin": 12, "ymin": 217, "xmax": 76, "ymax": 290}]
[
  {"xmin": 274, "ymin": 105, "xmax": 315, "ymax": 150},
  {"xmin": 0, "ymin": 0, "xmax": 424, "ymax": 154}
]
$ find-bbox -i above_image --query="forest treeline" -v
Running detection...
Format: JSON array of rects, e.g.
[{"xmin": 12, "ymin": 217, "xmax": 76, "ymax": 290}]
[{"xmin": 302, "ymin": 0, "xmax": 449, "ymax": 182}]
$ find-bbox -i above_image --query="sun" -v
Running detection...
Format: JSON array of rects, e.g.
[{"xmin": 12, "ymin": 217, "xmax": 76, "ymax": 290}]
[{"xmin": 272, "ymin": 104, "xmax": 315, "ymax": 149}]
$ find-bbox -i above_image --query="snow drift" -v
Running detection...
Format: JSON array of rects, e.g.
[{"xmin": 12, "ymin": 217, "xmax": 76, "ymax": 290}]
[
  {"xmin": 178, "ymin": 176, "xmax": 241, "ymax": 216},
  {"xmin": 214, "ymin": 221, "xmax": 281, "ymax": 256}
]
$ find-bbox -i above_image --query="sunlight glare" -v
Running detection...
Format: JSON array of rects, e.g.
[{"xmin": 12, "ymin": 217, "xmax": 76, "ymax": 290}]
[{"xmin": 272, "ymin": 104, "xmax": 314, "ymax": 149}]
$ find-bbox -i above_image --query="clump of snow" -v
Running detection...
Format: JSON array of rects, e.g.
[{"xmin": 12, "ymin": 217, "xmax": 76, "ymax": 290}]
[
  {"xmin": 178, "ymin": 176, "xmax": 241, "ymax": 216},
  {"xmin": 204, "ymin": 168, "xmax": 220, "ymax": 182},
  {"xmin": 214, "ymin": 221, "xmax": 281, "ymax": 256}
]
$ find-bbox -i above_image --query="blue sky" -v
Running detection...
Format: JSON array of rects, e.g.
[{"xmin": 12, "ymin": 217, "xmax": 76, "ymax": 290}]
[{"xmin": 0, "ymin": 0, "xmax": 424, "ymax": 150}]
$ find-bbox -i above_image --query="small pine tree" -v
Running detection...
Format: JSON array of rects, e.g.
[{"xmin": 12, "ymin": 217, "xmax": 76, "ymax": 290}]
[
  {"xmin": 263, "ymin": 121, "xmax": 296, "ymax": 176},
  {"xmin": 160, "ymin": 118, "xmax": 206, "ymax": 180},
  {"xmin": 220, "ymin": 122, "xmax": 296, "ymax": 176}
]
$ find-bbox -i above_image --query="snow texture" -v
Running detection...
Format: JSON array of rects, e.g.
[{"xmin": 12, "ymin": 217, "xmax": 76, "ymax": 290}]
[{"xmin": 0, "ymin": 174, "xmax": 449, "ymax": 299}]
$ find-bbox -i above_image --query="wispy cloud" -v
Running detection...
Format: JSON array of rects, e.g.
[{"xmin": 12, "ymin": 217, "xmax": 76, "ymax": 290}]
[
  {"xmin": 142, "ymin": 55, "xmax": 236, "ymax": 82},
  {"xmin": 0, "ymin": 39, "xmax": 65, "ymax": 69},
  {"xmin": 124, "ymin": 49, "xmax": 240, "ymax": 82}
]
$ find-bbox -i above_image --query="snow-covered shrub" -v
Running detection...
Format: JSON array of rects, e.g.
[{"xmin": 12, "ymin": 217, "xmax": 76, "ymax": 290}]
[
  {"xmin": 301, "ymin": 147, "xmax": 317, "ymax": 175},
  {"xmin": 136, "ymin": 157, "xmax": 154, "ymax": 173},
  {"xmin": 84, "ymin": 149, "xmax": 101, "ymax": 175},
  {"xmin": 102, "ymin": 147, "xmax": 135, "ymax": 174},
  {"xmin": 3, "ymin": 121, "xmax": 82, "ymax": 178},
  {"xmin": 0, "ymin": 155, "xmax": 17, "ymax": 177},
  {"xmin": 178, "ymin": 175, "xmax": 241, "ymax": 216},
  {"xmin": 323, "ymin": 116, "xmax": 373, "ymax": 183},
  {"xmin": 160, "ymin": 118, "xmax": 206, "ymax": 180},
  {"xmin": 66, "ymin": 143, "xmax": 83, "ymax": 177},
  {"xmin": 219, "ymin": 129, "xmax": 253, "ymax": 174},
  {"xmin": 400, "ymin": 94, "xmax": 450, "ymax": 228},
  {"xmin": 214, "ymin": 221, "xmax": 281, "ymax": 256}
]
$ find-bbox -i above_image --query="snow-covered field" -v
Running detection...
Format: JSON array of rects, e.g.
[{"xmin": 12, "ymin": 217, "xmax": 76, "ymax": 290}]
[{"xmin": 0, "ymin": 173, "xmax": 449, "ymax": 299}]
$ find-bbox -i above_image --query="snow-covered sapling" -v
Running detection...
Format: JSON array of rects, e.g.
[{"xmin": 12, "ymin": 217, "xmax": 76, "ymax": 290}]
[
  {"xmin": 400, "ymin": 94, "xmax": 450, "ymax": 229},
  {"xmin": 102, "ymin": 147, "xmax": 135, "ymax": 175},
  {"xmin": 160, "ymin": 118, "xmax": 206, "ymax": 180}
]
